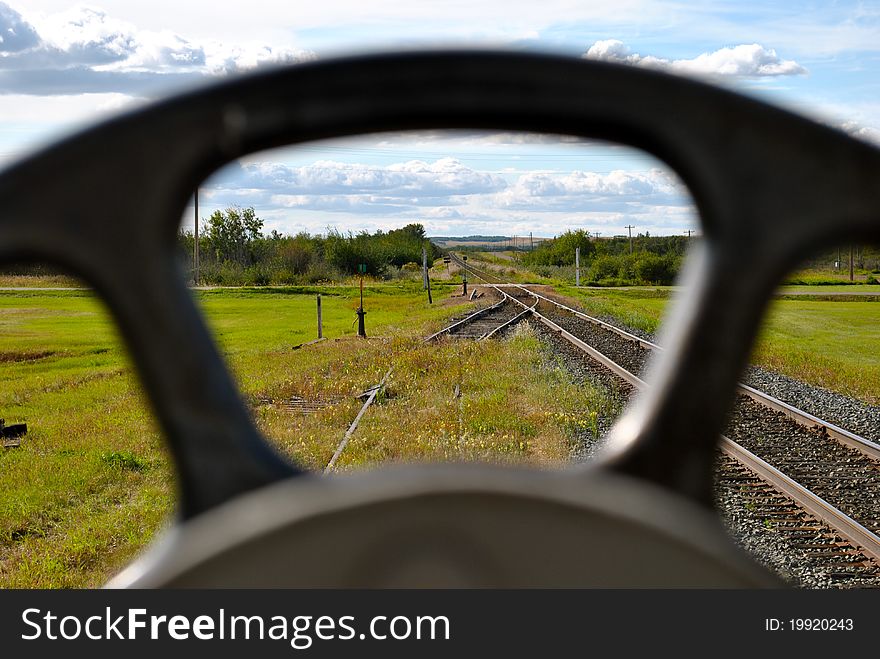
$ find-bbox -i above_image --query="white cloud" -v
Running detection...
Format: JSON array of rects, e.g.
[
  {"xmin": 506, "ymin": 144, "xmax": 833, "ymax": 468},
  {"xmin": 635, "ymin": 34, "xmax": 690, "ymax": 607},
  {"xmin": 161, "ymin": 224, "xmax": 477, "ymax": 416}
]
[
  {"xmin": 493, "ymin": 168, "xmax": 686, "ymax": 211},
  {"xmin": 34, "ymin": 5, "xmax": 140, "ymax": 65},
  {"xmin": 268, "ymin": 194, "xmax": 412, "ymax": 214},
  {"xmin": 0, "ymin": 2, "xmax": 314, "ymax": 96},
  {"xmin": 423, "ymin": 207, "xmax": 464, "ymax": 219},
  {"xmin": 231, "ymin": 158, "xmax": 508, "ymax": 197},
  {"xmin": 204, "ymin": 43, "xmax": 315, "ymax": 75},
  {"xmin": 0, "ymin": 2, "xmax": 40, "ymax": 53},
  {"xmin": 584, "ymin": 40, "xmax": 807, "ymax": 78},
  {"xmin": 840, "ymin": 120, "xmax": 880, "ymax": 146},
  {"xmin": 205, "ymin": 157, "xmax": 511, "ymax": 216},
  {"xmin": 198, "ymin": 157, "xmax": 697, "ymax": 236}
]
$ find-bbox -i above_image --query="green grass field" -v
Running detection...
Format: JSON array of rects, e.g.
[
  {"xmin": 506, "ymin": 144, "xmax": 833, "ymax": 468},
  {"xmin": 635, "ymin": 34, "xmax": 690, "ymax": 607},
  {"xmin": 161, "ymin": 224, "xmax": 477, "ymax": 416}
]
[
  {"xmin": 753, "ymin": 299, "xmax": 880, "ymax": 404},
  {"xmin": 0, "ymin": 281, "xmax": 612, "ymax": 587},
  {"xmin": 553, "ymin": 285, "xmax": 670, "ymax": 335},
  {"xmin": 555, "ymin": 286, "xmax": 880, "ymax": 405},
  {"xmin": 2, "ymin": 265, "xmax": 878, "ymax": 587},
  {"xmin": 779, "ymin": 285, "xmax": 880, "ymax": 295}
]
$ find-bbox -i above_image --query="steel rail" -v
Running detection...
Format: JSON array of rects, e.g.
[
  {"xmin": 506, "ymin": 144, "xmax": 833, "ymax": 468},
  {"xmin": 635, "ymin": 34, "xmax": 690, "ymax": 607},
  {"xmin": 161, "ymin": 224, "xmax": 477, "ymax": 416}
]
[
  {"xmin": 449, "ymin": 254, "xmax": 880, "ymax": 462},
  {"xmin": 324, "ymin": 367, "xmax": 394, "ymax": 474},
  {"xmin": 524, "ymin": 283, "xmax": 880, "ymax": 461},
  {"xmin": 481, "ymin": 298, "xmax": 537, "ymax": 340},
  {"xmin": 511, "ymin": 285, "xmax": 655, "ymax": 349},
  {"xmin": 452, "ymin": 254, "xmax": 880, "ymax": 561},
  {"xmin": 424, "ymin": 295, "xmax": 507, "ymax": 342},
  {"xmin": 720, "ymin": 438, "xmax": 880, "ymax": 565},
  {"xmin": 735, "ymin": 383, "xmax": 880, "ymax": 462}
]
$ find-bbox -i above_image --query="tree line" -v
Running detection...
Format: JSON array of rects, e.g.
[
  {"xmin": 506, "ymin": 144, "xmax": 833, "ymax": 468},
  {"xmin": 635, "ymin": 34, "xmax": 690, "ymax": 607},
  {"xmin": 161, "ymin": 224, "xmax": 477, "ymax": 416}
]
[
  {"xmin": 178, "ymin": 207, "xmax": 439, "ymax": 285},
  {"xmin": 518, "ymin": 229, "xmax": 690, "ymax": 285}
]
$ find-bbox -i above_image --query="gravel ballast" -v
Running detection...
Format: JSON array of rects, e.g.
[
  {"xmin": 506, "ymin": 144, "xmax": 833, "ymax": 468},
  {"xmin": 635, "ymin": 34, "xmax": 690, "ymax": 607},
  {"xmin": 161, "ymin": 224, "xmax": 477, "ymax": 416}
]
[
  {"xmin": 523, "ymin": 300, "xmax": 880, "ymax": 588},
  {"xmin": 743, "ymin": 365, "xmax": 880, "ymax": 444}
]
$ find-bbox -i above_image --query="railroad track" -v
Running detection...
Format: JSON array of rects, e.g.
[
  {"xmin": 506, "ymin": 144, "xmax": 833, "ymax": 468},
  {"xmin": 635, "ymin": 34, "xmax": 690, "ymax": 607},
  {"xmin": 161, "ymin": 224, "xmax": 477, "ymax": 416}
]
[
  {"xmin": 426, "ymin": 289, "xmax": 536, "ymax": 342},
  {"xmin": 449, "ymin": 253, "xmax": 880, "ymax": 587}
]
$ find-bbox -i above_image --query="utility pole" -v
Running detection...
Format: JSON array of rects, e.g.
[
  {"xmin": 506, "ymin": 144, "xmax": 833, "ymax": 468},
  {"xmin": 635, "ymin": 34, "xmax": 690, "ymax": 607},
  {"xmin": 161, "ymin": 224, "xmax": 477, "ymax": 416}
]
[
  {"xmin": 575, "ymin": 246, "xmax": 580, "ymax": 287},
  {"xmin": 685, "ymin": 229, "xmax": 693, "ymax": 238},
  {"xmin": 530, "ymin": 232, "xmax": 534, "ymax": 251},
  {"xmin": 193, "ymin": 188, "xmax": 199, "ymax": 286},
  {"xmin": 850, "ymin": 245, "xmax": 854, "ymax": 282},
  {"xmin": 625, "ymin": 225, "xmax": 635, "ymax": 254},
  {"xmin": 836, "ymin": 246, "xmax": 841, "ymax": 269}
]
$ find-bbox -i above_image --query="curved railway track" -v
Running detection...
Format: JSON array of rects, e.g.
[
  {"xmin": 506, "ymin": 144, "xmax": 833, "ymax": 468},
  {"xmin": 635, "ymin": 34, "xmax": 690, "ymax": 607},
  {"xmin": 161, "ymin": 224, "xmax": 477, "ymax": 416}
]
[{"xmin": 448, "ymin": 253, "xmax": 880, "ymax": 586}]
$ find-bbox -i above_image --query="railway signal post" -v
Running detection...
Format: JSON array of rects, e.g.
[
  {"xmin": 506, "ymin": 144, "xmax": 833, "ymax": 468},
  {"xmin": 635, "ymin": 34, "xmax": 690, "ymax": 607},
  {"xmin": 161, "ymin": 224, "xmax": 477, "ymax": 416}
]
[
  {"xmin": 357, "ymin": 263, "xmax": 367, "ymax": 338},
  {"xmin": 462, "ymin": 255, "xmax": 468, "ymax": 296}
]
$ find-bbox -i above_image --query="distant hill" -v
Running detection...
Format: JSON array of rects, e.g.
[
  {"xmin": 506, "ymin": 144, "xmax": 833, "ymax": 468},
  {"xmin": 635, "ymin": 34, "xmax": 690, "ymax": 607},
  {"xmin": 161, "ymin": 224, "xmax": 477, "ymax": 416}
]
[
  {"xmin": 431, "ymin": 235, "xmax": 548, "ymax": 249},
  {"xmin": 430, "ymin": 235, "xmax": 508, "ymax": 242}
]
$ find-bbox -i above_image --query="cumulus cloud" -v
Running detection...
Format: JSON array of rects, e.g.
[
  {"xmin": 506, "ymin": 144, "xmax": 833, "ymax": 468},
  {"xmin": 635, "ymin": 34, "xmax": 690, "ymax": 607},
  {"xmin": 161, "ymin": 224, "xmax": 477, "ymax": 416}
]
[
  {"xmin": 0, "ymin": 2, "xmax": 39, "ymax": 53},
  {"xmin": 268, "ymin": 194, "xmax": 414, "ymax": 215},
  {"xmin": 205, "ymin": 157, "xmax": 508, "ymax": 215},
  {"xmin": 34, "ymin": 6, "xmax": 142, "ymax": 66},
  {"xmin": 233, "ymin": 158, "xmax": 508, "ymax": 197},
  {"xmin": 0, "ymin": 3, "xmax": 313, "ymax": 95},
  {"xmin": 584, "ymin": 39, "xmax": 806, "ymax": 77},
  {"xmin": 201, "ymin": 157, "xmax": 696, "ymax": 231},
  {"xmin": 493, "ymin": 168, "xmax": 687, "ymax": 211},
  {"xmin": 423, "ymin": 207, "xmax": 464, "ymax": 219},
  {"xmin": 204, "ymin": 43, "xmax": 315, "ymax": 75},
  {"xmin": 840, "ymin": 120, "xmax": 880, "ymax": 146}
]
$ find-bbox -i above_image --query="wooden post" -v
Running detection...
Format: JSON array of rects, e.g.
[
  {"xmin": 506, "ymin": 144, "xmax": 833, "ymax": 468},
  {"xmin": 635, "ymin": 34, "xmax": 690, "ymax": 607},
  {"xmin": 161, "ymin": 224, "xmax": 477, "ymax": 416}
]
[
  {"xmin": 422, "ymin": 245, "xmax": 428, "ymax": 290},
  {"xmin": 357, "ymin": 265, "xmax": 367, "ymax": 338},
  {"xmin": 426, "ymin": 268, "xmax": 433, "ymax": 304},
  {"xmin": 575, "ymin": 246, "xmax": 580, "ymax": 287},
  {"xmin": 317, "ymin": 293, "xmax": 323, "ymax": 339}
]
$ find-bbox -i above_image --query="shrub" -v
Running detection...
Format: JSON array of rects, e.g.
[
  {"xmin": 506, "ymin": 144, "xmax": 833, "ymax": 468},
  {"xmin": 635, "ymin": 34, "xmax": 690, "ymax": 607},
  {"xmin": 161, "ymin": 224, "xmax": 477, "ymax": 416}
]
[{"xmin": 101, "ymin": 451, "xmax": 147, "ymax": 472}]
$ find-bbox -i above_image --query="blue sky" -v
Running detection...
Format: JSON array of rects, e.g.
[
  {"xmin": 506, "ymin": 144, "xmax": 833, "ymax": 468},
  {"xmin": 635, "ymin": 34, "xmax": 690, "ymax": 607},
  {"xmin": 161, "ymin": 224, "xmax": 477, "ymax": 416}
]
[{"xmin": 0, "ymin": 1, "xmax": 877, "ymax": 237}]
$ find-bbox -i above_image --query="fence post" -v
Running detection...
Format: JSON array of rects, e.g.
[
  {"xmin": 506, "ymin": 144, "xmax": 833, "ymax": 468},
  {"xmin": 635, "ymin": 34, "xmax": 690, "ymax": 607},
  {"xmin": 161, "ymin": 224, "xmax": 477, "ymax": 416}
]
[
  {"xmin": 576, "ymin": 246, "xmax": 580, "ymax": 287},
  {"xmin": 317, "ymin": 293, "xmax": 323, "ymax": 339},
  {"xmin": 422, "ymin": 246, "xmax": 428, "ymax": 290}
]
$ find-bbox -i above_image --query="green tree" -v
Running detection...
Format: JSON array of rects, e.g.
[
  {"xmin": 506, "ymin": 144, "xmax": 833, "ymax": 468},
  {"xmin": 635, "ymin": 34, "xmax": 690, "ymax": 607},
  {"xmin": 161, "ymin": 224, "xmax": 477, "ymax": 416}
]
[
  {"xmin": 203, "ymin": 206, "xmax": 264, "ymax": 266},
  {"xmin": 523, "ymin": 229, "xmax": 594, "ymax": 267}
]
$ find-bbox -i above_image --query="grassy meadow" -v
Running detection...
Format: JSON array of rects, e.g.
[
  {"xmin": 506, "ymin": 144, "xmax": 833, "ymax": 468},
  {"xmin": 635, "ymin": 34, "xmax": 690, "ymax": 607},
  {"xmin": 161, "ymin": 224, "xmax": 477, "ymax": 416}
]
[
  {"xmin": 555, "ymin": 285, "xmax": 880, "ymax": 405},
  {"xmin": 0, "ymin": 280, "xmax": 611, "ymax": 587},
  {"xmin": 2, "ymin": 255, "xmax": 877, "ymax": 588}
]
